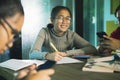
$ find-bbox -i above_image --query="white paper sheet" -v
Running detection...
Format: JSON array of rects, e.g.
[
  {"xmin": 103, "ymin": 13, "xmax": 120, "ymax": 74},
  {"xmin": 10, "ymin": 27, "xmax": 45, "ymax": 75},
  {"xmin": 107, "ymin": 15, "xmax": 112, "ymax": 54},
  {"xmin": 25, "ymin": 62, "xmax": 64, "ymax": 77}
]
[{"xmin": 57, "ymin": 57, "xmax": 83, "ymax": 64}]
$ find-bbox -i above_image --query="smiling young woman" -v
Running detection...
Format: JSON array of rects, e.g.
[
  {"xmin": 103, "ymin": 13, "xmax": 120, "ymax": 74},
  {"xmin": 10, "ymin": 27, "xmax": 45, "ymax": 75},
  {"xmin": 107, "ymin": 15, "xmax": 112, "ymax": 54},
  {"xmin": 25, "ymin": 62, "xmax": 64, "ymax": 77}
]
[{"xmin": 29, "ymin": 6, "xmax": 97, "ymax": 61}]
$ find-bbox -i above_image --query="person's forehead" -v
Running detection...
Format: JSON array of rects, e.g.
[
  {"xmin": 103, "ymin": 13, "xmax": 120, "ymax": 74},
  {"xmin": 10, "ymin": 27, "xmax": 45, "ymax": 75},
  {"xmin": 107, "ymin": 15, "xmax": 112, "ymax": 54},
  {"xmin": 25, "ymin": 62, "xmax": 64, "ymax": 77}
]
[
  {"xmin": 56, "ymin": 10, "xmax": 70, "ymax": 16},
  {"xmin": 8, "ymin": 13, "xmax": 24, "ymax": 31}
]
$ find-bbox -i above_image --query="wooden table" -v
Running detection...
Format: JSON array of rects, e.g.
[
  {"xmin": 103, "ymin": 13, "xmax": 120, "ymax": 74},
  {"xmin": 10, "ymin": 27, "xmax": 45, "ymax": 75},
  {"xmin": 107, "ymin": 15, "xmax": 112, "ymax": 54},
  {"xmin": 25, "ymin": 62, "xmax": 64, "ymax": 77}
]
[{"xmin": 51, "ymin": 59, "xmax": 120, "ymax": 80}]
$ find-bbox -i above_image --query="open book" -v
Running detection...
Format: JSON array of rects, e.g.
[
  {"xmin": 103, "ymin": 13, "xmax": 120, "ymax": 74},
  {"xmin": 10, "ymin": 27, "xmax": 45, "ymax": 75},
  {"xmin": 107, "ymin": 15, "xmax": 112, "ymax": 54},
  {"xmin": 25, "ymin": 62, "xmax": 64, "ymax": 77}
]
[
  {"xmin": 0, "ymin": 59, "xmax": 44, "ymax": 71},
  {"xmin": 0, "ymin": 59, "xmax": 45, "ymax": 80}
]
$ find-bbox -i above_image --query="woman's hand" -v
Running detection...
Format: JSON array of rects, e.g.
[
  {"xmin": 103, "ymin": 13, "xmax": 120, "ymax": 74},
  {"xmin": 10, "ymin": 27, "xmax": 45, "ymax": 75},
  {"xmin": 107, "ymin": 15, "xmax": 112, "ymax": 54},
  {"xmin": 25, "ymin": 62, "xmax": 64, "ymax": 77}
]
[
  {"xmin": 25, "ymin": 69, "xmax": 54, "ymax": 80},
  {"xmin": 17, "ymin": 64, "xmax": 37, "ymax": 79},
  {"xmin": 46, "ymin": 52, "xmax": 67, "ymax": 61},
  {"xmin": 103, "ymin": 35, "xmax": 120, "ymax": 50},
  {"xmin": 17, "ymin": 64, "xmax": 54, "ymax": 80}
]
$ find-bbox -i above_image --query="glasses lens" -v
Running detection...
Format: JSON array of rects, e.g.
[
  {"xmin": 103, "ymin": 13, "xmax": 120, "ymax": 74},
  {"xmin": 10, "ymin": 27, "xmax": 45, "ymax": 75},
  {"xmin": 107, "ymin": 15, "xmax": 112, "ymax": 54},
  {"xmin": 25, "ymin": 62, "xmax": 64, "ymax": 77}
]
[{"xmin": 56, "ymin": 16, "xmax": 71, "ymax": 23}]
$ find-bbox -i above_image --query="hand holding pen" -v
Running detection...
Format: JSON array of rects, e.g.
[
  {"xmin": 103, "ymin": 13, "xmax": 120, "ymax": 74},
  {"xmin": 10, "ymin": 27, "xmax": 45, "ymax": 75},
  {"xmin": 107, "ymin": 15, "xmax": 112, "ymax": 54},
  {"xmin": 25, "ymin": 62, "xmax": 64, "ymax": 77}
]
[{"xmin": 45, "ymin": 42, "xmax": 66, "ymax": 61}]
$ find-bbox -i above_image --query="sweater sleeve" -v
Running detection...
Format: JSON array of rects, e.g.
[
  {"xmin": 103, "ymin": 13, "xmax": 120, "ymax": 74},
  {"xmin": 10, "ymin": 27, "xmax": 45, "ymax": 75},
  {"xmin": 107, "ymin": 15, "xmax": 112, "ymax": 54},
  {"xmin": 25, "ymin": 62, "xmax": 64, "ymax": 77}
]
[
  {"xmin": 66, "ymin": 32, "xmax": 97, "ymax": 56},
  {"xmin": 29, "ymin": 28, "xmax": 48, "ymax": 59},
  {"xmin": 110, "ymin": 27, "xmax": 120, "ymax": 40}
]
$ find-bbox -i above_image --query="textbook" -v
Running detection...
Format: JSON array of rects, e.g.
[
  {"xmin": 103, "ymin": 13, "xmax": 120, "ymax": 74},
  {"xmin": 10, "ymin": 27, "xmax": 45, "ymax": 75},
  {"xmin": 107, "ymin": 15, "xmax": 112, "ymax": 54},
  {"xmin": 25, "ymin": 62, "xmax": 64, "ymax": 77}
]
[
  {"xmin": 82, "ymin": 56, "xmax": 120, "ymax": 73},
  {"xmin": 82, "ymin": 62, "xmax": 114, "ymax": 73}
]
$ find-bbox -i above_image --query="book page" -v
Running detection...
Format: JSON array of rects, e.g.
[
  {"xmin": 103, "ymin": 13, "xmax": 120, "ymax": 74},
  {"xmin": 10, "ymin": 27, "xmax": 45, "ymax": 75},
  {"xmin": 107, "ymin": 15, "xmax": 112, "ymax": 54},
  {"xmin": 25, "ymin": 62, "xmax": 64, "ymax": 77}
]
[
  {"xmin": 0, "ymin": 59, "xmax": 44, "ymax": 71},
  {"xmin": 57, "ymin": 57, "xmax": 83, "ymax": 64}
]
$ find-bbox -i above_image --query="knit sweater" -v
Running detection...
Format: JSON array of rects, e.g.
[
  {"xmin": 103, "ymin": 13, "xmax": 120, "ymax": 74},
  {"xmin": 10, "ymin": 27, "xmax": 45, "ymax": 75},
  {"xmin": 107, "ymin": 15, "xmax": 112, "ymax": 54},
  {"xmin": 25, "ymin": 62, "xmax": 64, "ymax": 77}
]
[{"xmin": 29, "ymin": 26, "xmax": 97, "ymax": 60}]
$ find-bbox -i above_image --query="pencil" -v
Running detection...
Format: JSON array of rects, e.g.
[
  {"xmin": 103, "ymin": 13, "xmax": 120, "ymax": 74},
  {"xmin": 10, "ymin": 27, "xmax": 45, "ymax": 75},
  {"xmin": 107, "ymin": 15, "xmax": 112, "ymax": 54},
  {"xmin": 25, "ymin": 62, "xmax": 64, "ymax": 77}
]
[{"xmin": 50, "ymin": 42, "xmax": 58, "ymax": 52}]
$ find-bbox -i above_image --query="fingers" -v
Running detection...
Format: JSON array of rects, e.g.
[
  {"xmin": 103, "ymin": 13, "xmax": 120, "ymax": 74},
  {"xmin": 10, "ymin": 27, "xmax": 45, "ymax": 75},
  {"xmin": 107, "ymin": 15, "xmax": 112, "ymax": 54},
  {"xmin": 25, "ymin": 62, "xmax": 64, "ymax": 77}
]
[
  {"xmin": 54, "ymin": 53, "xmax": 63, "ymax": 61},
  {"xmin": 36, "ymin": 69, "xmax": 54, "ymax": 80},
  {"xmin": 39, "ymin": 69, "xmax": 55, "ymax": 75},
  {"xmin": 28, "ymin": 64, "xmax": 37, "ymax": 70},
  {"xmin": 54, "ymin": 52, "xmax": 66, "ymax": 61},
  {"xmin": 103, "ymin": 35, "xmax": 112, "ymax": 40},
  {"xmin": 25, "ymin": 69, "xmax": 54, "ymax": 80},
  {"xmin": 46, "ymin": 52, "xmax": 67, "ymax": 61},
  {"xmin": 57, "ymin": 52, "xmax": 67, "ymax": 56},
  {"xmin": 61, "ymin": 52, "xmax": 67, "ymax": 56},
  {"xmin": 17, "ymin": 68, "xmax": 30, "ymax": 79},
  {"xmin": 102, "ymin": 44, "xmax": 110, "ymax": 49},
  {"xmin": 102, "ymin": 35, "xmax": 120, "ymax": 50},
  {"xmin": 17, "ymin": 64, "xmax": 37, "ymax": 79}
]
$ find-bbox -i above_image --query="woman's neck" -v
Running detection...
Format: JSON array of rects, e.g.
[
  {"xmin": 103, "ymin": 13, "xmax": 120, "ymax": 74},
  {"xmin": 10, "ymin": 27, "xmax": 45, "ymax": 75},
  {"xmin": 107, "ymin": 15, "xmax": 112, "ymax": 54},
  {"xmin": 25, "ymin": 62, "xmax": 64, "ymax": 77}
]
[{"xmin": 52, "ymin": 28, "xmax": 65, "ymax": 36}]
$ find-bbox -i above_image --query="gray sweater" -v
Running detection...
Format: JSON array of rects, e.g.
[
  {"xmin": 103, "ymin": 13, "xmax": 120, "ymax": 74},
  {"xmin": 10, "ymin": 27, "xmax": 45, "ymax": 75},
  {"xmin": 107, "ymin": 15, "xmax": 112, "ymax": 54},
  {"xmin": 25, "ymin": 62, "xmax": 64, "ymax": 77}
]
[{"xmin": 29, "ymin": 26, "xmax": 97, "ymax": 59}]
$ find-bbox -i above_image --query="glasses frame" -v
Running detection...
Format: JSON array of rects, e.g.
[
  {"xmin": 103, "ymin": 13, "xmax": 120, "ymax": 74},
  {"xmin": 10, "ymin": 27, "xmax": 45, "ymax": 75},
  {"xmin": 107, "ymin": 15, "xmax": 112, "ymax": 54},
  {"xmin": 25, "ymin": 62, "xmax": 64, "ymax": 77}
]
[
  {"xmin": 3, "ymin": 18, "xmax": 21, "ymax": 48},
  {"xmin": 55, "ymin": 16, "xmax": 71, "ymax": 23}
]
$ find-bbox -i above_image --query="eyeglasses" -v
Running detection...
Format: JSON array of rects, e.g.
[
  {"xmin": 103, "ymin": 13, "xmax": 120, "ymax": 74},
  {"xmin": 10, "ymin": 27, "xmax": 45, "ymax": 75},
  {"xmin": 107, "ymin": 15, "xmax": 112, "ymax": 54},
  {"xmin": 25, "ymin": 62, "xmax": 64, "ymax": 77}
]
[
  {"xmin": 3, "ymin": 19, "xmax": 21, "ymax": 48},
  {"xmin": 55, "ymin": 16, "xmax": 71, "ymax": 23}
]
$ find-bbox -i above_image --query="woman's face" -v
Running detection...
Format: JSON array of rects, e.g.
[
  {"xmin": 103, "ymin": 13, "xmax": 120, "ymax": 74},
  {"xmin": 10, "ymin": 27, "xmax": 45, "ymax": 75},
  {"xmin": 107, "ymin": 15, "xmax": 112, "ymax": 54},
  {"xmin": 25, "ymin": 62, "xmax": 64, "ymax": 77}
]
[
  {"xmin": 0, "ymin": 13, "xmax": 24, "ymax": 54},
  {"xmin": 52, "ymin": 9, "xmax": 71, "ymax": 35}
]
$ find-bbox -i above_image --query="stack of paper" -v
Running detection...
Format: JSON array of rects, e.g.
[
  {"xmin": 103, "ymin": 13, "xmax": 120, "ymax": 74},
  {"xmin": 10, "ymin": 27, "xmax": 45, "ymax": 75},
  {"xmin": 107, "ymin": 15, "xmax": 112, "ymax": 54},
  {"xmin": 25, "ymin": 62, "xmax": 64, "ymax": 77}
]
[
  {"xmin": 82, "ymin": 56, "xmax": 120, "ymax": 73},
  {"xmin": 82, "ymin": 62, "xmax": 114, "ymax": 73}
]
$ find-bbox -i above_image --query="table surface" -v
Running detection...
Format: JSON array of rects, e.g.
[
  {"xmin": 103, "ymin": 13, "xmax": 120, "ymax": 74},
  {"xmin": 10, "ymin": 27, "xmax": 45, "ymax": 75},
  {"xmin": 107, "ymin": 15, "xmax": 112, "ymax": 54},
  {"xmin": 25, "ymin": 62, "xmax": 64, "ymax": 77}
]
[{"xmin": 51, "ymin": 59, "xmax": 120, "ymax": 80}]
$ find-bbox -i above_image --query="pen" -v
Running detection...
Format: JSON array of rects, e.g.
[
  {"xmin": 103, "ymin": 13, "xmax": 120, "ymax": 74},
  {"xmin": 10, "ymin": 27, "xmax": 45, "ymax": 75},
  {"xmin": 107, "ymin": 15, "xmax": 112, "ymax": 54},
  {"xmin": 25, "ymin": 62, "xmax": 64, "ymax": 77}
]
[{"xmin": 50, "ymin": 42, "xmax": 58, "ymax": 52}]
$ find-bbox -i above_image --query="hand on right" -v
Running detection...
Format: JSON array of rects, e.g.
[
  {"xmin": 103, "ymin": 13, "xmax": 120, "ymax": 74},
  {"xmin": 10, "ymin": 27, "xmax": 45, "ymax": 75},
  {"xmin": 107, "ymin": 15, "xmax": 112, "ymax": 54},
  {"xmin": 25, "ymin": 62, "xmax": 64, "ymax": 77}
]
[
  {"xmin": 103, "ymin": 35, "xmax": 120, "ymax": 50},
  {"xmin": 98, "ymin": 36, "xmax": 112, "ymax": 56}
]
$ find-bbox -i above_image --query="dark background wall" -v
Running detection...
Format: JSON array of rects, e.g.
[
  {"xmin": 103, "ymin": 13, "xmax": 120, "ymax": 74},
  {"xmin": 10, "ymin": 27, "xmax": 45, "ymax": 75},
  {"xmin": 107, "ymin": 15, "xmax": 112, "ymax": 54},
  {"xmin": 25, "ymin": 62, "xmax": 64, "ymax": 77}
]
[{"xmin": 75, "ymin": 0, "xmax": 83, "ymax": 37}]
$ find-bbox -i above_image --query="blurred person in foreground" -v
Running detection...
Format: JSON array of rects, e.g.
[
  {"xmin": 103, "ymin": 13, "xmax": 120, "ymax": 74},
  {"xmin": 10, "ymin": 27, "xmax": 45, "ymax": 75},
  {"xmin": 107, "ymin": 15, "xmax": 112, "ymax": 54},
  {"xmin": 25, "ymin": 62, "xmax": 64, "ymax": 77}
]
[{"xmin": 0, "ymin": 0, "xmax": 54, "ymax": 80}]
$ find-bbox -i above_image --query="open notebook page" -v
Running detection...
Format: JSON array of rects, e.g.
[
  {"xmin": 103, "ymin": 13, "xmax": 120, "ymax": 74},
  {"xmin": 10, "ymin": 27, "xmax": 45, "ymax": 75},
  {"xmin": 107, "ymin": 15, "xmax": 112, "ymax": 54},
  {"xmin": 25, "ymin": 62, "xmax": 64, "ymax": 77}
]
[{"xmin": 0, "ymin": 59, "xmax": 44, "ymax": 71}]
